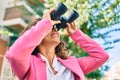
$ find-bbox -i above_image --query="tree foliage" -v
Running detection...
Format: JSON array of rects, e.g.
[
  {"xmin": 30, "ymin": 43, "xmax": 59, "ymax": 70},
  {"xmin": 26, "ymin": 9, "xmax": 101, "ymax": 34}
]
[{"xmin": 41, "ymin": 0, "xmax": 120, "ymax": 79}]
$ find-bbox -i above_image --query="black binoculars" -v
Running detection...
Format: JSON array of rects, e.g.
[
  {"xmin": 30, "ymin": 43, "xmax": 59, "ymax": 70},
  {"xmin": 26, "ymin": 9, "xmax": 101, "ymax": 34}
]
[{"xmin": 51, "ymin": 2, "xmax": 79, "ymax": 30}]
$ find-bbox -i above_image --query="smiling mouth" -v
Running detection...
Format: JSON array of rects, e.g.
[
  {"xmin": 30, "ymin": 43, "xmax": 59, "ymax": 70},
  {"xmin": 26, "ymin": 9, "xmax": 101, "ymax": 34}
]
[{"xmin": 52, "ymin": 34, "xmax": 59, "ymax": 37}]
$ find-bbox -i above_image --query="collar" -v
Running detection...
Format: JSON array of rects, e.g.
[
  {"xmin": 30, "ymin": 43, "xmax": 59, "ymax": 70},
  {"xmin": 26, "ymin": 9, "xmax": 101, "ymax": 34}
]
[{"xmin": 39, "ymin": 54, "xmax": 61, "ymax": 72}]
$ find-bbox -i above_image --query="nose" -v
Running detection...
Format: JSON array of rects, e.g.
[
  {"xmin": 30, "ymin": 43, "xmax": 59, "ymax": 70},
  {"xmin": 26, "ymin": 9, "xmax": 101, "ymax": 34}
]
[{"xmin": 52, "ymin": 25, "xmax": 58, "ymax": 32}]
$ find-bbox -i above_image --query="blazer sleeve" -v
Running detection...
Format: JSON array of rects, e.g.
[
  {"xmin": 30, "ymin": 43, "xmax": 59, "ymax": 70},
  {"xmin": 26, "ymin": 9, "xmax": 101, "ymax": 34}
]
[
  {"xmin": 71, "ymin": 29, "xmax": 109, "ymax": 74},
  {"xmin": 5, "ymin": 18, "xmax": 53, "ymax": 79}
]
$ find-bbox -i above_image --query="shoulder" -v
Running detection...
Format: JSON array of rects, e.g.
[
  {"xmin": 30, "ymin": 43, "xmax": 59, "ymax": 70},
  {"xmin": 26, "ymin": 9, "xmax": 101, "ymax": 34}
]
[
  {"xmin": 30, "ymin": 54, "xmax": 43, "ymax": 61},
  {"xmin": 67, "ymin": 56, "xmax": 77, "ymax": 59}
]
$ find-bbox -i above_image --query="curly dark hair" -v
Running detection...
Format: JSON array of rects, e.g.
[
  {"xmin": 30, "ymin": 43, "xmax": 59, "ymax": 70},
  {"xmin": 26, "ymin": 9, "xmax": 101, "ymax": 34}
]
[{"xmin": 21, "ymin": 18, "xmax": 69, "ymax": 59}]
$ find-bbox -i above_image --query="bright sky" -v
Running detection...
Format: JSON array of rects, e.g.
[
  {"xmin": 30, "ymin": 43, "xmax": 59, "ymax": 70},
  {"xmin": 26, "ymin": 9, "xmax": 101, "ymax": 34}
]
[{"xmin": 94, "ymin": 23, "xmax": 120, "ymax": 67}]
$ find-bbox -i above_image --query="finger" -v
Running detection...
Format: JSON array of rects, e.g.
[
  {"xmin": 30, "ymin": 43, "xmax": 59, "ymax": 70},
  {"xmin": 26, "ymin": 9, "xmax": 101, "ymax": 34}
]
[
  {"xmin": 49, "ymin": 8, "xmax": 55, "ymax": 14},
  {"xmin": 54, "ymin": 20, "xmax": 61, "ymax": 24},
  {"xmin": 52, "ymin": 20, "xmax": 61, "ymax": 25},
  {"xmin": 66, "ymin": 23, "xmax": 70, "ymax": 28},
  {"xmin": 70, "ymin": 22, "xmax": 76, "ymax": 30},
  {"xmin": 66, "ymin": 23, "xmax": 72, "ymax": 36},
  {"xmin": 67, "ymin": 23, "xmax": 73, "ymax": 30},
  {"xmin": 72, "ymin": 22, "xmax": 77, "ymax": 30},
  {"xmin": 43, "ymin": 9, "xmax": 49, "ymax": 14},
  {"xmin": 66, "ymin": 23, "xmax": 71, "ymax": 31}
]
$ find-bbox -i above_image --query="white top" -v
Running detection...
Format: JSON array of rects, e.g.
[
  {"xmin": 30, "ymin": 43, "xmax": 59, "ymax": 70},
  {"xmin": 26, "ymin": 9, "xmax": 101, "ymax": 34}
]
[{"xmin": 40, "ymin": 54, "xmax": 75, "ymax": 80}]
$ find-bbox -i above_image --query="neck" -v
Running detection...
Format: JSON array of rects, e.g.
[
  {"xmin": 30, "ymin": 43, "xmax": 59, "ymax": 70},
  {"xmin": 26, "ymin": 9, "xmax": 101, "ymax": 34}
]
[{"xmin": 38, "ymin": 43, "xmax": 56, "ymax": 65}]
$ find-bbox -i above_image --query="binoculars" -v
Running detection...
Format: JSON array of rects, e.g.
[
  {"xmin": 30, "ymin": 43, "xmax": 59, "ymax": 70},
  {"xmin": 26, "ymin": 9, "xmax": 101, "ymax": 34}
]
[{"xmin": 51, "ymin": 2, "xmax": 79, "ymax": 30}]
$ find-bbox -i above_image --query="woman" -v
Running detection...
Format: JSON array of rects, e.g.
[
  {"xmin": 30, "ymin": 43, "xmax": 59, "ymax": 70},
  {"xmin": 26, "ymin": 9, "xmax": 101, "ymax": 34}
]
[{"xmin": 5, "ymin": 9, "xmax": 109, "ymax": 80}]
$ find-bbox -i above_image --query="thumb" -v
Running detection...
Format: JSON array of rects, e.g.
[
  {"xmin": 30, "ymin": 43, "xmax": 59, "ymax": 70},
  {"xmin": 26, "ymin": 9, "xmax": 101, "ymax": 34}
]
[{"xmin": 52, "ymin": 20, "xmax": 61, "ymax": 25}]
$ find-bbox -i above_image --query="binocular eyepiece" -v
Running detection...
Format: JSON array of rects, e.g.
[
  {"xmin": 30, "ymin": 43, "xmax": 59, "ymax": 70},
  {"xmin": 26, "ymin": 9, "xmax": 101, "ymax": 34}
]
[{"xmin": 50, "ymin": 2, "xmax": 79, "ymax": 30}]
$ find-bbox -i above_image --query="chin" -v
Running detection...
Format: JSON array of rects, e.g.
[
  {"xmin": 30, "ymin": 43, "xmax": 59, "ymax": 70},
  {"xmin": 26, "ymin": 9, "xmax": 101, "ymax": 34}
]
[{"xmin": 53, "ymin": 41, "xmax": 60, "ymax": 46}]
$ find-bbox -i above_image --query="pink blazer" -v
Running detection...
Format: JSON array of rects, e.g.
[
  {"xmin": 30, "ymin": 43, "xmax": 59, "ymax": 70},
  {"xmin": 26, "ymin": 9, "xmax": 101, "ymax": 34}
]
[{"xmin": 6, "ymin": 18, "xmax": 109, "ymax": 80}]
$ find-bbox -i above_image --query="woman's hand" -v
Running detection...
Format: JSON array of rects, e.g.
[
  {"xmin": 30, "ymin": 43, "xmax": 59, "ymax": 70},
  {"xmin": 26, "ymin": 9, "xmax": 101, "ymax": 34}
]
[
  {"xmin": 42, "ymin": 9, "xmax": 61, "ymax": 25},
  {"xmin": 65, "ymin": 22, "xmax": 78, "ymax": 36}
]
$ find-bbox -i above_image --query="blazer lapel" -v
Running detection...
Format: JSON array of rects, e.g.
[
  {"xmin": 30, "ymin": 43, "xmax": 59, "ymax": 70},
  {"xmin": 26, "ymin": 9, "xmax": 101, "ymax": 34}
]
[
  {"xmin": 58, "ymin": 56, "xmax": 85, "ymax": 80},
  {"xmin": 35, "ymin": 54, "xmax": 47, "ymax": 80}
]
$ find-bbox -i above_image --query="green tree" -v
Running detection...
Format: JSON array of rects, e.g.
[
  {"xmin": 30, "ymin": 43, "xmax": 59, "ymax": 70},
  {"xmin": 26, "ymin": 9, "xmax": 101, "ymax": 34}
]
[{"xmin": 41, "ymin": 0, "xmax": 120, "ymax": 80}]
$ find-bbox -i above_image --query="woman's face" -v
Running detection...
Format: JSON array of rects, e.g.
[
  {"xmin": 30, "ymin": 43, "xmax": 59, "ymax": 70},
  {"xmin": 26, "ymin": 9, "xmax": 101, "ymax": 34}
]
[{"xmin": 41, "ymin": 28, "xmax": 60, "ymax": 46}]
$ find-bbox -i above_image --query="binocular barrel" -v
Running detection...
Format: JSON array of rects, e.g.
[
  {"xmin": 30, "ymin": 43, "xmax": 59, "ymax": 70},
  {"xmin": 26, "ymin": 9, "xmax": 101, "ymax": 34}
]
[
  {"xmin": 50, "ymin": 3, "xmax": 68, "ymax": 20},
  {"xmin": 51, "ymin": 2, "xmax": 79, "ymax": 30},
  {"xmin": 67, "ymin": 10, "xmax": 79, "ymax": 23}
]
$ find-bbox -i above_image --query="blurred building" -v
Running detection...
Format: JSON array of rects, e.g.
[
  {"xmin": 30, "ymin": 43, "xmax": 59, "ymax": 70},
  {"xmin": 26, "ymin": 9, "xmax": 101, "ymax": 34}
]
[{"xmin": 0, "ymin": 0, "xmax": 40, "ymax": 79}]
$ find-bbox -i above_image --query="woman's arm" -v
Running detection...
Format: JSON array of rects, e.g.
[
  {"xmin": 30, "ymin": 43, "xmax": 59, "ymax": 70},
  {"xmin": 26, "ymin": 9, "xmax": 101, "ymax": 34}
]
[
  {"xmin": 71, "ymin": 29, "xmax": 109, "ymax": 74},
  {"xmin": 5, "ymin": 18, "xmax": 53, "ymax": 79}
]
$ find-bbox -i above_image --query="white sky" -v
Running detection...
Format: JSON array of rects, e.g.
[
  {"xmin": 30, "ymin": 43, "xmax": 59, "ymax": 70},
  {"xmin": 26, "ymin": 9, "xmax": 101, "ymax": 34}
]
[{"xmin": 94, "ymin": 23, "xmax": 120, "ymax": 67}]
